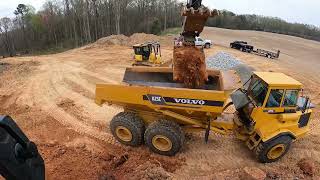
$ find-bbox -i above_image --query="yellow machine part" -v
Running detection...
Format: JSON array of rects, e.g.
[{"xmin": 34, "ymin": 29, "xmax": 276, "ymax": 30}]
[
  {"xmin": 149, "ymin": 53, "xmax": 162, "ymax": 64},
  {"xmin": 135, "ymin": 54, "xmax": 143, "ymax": 62},
  {"xmin": 251, "ymin": 107, "xmax": 311, "ymax": 142}
]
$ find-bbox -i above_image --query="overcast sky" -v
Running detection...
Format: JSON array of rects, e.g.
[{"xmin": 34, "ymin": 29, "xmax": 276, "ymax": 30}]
[
  {"xmin": 203, "ymin": 0, "xmax": 319, "ymax": 27},
  {"xmin": 0, "ymin": 0, "xmax": 319, "ymax": 27}
]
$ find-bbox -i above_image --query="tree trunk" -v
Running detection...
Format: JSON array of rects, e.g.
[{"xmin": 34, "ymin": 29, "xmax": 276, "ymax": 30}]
[{"xmin": 115, "ymin": 1, "xmax": 121, "ymax": 35}]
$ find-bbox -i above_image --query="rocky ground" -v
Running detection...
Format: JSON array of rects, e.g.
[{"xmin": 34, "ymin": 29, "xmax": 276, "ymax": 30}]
[{"xmin": 0, "ymin": 27, "xmax": 320, "ymax": 179}]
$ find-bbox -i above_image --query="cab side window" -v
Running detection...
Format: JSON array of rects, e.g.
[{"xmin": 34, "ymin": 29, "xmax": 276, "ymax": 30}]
[
  {"xmin": 266, "ymin": 89, "xmax": 284, "ymax": 107},
  {"xmin": 283, "ymin": 90, "xmax": 299, "ymax": 107}
]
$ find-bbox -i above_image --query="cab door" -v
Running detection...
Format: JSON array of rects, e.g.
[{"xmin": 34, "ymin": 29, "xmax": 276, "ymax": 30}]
[{"xmin": 251, "ymin": 89, "xmax": 285, "ymax": 137}]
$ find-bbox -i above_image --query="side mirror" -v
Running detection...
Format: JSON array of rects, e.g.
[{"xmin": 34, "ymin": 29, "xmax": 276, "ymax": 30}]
[{"xmin": 297, "ymin": 96, "xmax": 315, "ymax": 112}]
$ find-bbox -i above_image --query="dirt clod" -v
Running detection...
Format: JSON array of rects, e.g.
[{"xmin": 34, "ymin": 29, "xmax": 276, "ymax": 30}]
[
  {"xmin": 128, "ymin": 161, "xmax": 172, "ymax": 180},
  {"xmin": 298, "ymin": 158, "xmax": 316, "ymax": 176},
  {"xmin": 241, "ymin": 167, "xmax": 267, "ymax": 180},
  {"xmin": 113, "ymin": 154, "xmax": 129, "ymax": 168},
  {"xmin": 266, "ymin": 171, "xmax": 281, "ymax": 180},
  {"xmin": 173, "ymin": 46, "xmax": 207, "ymax": 88}
]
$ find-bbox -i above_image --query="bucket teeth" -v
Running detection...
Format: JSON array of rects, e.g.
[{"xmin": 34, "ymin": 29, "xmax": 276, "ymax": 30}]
[
  {"xmin": 211, "ymin": 9, "xmax": 220, "ymax": 17},
  {"xmin": 182, "ymin": 7, "xmax": 216, "ymax": 18}
]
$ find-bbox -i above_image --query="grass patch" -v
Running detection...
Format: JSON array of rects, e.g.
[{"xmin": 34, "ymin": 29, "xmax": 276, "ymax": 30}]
[{"xmin": 30, "ymin": 46, "xmax": 73, "ymax": 56}]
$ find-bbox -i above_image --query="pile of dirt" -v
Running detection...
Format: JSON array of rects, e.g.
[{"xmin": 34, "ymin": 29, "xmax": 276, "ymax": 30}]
[
  {"xmin": 84, "ymin": 33, "xmax": 161, "ymax": 49},
  {"xmin": 128, "ymin": 33, "xmax": 160, "ymax": 45},
  {"xmin": 297, "ymin": 158, "xmax": 317, "ymax": 176},
  {"xmin": 173, "ymin": 46, "xmax": 207, "ymax": 88},
  {"xmin": 108, "ymin": 147, "xmax": 185, "ymax": 179},
  {"xmin": 128, "ymin": 161, "xmax": 172, "ymax": 180},
  {"xmin": 96, "ymin": 34, "xmax": 130, "ymax": 46}
]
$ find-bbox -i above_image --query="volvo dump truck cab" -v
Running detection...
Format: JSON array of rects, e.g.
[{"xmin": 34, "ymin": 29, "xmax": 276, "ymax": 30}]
[
  {"xmin": 96, "ymin": 68, "xmax": 313, "ymax": 163},
  {"xmin": 133, "ymin": 42, "xmax": 162, "ymax": 66},
  {"xmin": 232, "ymin": 72, "xmax": 313, "ymax": 162}
]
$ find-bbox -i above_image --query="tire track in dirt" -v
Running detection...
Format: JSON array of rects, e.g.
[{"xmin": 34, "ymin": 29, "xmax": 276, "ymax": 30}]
[{"xmin": 17, "ymin": 60, "xmax": 121, "ymax": 145}]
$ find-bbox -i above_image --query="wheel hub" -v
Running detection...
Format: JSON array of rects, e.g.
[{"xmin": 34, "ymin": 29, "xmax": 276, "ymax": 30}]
[
  {"xmin": 152, "ymin": 135, "xmax": 172, "ymax": 152},
  {"xmin": 267, "ymin": 144, "xmax": 286, "ymax": 160},
  {"xmin": 115, "ymin": 126, "xmax": 132, "ymax": 142}
]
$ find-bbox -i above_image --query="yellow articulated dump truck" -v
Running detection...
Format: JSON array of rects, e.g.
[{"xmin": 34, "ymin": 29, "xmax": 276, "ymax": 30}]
[{"xmin": 95, "ymin": 67, "xmax": 314, "ymax": 163}]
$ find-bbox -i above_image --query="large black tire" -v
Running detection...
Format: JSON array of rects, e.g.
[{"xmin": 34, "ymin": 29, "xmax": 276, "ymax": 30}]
[
  {"xmin": 255, "ymin": 135, "xmax": 292, "ymax": 163},
  {"xmin": 144, "ymin": 120, "xmax": 184, "ymax": 156},
  {"xmin": 110, "ymin": 112, "xmax": 145, "ymax": 146},
  {"xmin": 205, "ymin": 43, "xmax": 211, "ymax": 49}
]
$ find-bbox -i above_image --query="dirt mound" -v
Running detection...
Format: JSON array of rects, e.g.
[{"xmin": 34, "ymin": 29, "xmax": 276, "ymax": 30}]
[
  {"xmin": 84, "ymin": 33, "xmax": 161, "ymax": 49},
  {"xmin": 298, "ymin": 158, "xmax": 317, "ymax": 176},
  {"xmin": 129, "ymin": 161, "xmax": 172, "ymax": 180},
  {"xmin": 173, "ymin": 46, "xmax": 207, "ymax": 88},
  {"xmin": 128, "ymin": 33, "xmax": 160, "ymax": 45},
  {"xmin": 96, "ymin": 34, "xmax": 130, "ymax": 46}
]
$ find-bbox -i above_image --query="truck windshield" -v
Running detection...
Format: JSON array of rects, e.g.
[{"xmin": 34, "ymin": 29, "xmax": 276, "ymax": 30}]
[{"xmin": 248, "ymin": 77, "xmax": 268, "ymax": 106}]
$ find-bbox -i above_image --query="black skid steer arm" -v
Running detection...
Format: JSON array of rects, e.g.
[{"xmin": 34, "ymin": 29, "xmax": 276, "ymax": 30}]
[{"xmin": 0, "ymin": 115, "xmax": 45, "ymax": 180}]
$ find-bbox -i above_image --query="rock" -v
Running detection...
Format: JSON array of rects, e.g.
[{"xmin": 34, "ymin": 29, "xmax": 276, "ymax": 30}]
[
  {"xmin": 99, "ymin": 174, "xmax": 115, "ymax": 180},
  {"xmin": 266, "ymin": 171, "xmax": 280, "ymax": 180},
  {"xmin": 241, "ymin": 167, "xmax": 266, "ymax": 180},
  {"xmin": 298, "ymin": 158, "xmax": 315, "ymax": 176},
  {"xmin": 206, "ymin": 52, "xmax": 242, "ymax": 71},
  {"xmin": 128, "ymin": 161, "xmax": 172, "ymax": 180}
]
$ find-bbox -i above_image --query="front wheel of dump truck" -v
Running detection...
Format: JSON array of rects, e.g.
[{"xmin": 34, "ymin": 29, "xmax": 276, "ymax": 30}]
[
  {"xmin": 110, "ymin": 112, "xmax": 145, "ymax": 146},
  {"xmin": 255, "ymin": 135, "xmax": 292, "ymax": 163},
  {"xmin": 145, "ymin": 120, "xmax": 185, "ymax": 156}
]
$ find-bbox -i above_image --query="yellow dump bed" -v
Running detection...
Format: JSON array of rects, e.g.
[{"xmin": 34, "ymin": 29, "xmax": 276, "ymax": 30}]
[{"xmin": 95, "ymin": 67, "xmax": 229, "ymax": 115}]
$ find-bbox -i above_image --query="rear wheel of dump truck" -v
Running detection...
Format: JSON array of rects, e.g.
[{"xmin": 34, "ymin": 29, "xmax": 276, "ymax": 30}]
[
  {"xmin": 145, "ymin": 120, "xmax": 184, "ymax": 156},
  {"xmin": 254, "ymin": 135, "xmax": 292, "ymax": 163},
  {"xmin": 110, "ymin": 112, "xmax": 145, "ymax": 146}
]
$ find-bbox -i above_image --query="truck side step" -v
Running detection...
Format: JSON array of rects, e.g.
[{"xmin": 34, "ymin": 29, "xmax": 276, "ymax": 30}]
[{"xmin": 246, "ymin": 132, "xmax": 262, "ymax": 150}]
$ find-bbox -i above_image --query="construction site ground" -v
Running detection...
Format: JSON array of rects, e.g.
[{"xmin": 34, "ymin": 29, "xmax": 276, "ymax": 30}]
[{"xmin": 0, "ymin": 27, "xmax": 320, "ymax": 179}]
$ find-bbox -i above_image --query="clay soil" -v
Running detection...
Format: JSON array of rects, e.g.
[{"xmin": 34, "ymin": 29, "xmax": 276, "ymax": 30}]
[
  {"xmin": 0, "ymin": 28, "xmax": 320, "ymax": 179},
  {"xmin": 173, "ymin": 46, "xmax": 207, "ymax": 88}
]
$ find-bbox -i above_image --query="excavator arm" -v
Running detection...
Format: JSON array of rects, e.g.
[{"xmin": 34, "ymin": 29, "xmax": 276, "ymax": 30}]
[
  {"xmin": 173, "ymin": 1, "xmax": 219, "ymax": 88},
  {"xmin": 181, "ymin": 0, "xmax": 219, "ymax": 45},
  {"xmin": 187, "ymin": 0, "xmax": 202, "ymax": 9}
]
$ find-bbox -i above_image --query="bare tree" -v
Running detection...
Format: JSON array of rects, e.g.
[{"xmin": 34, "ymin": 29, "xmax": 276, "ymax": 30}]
[{"xmin": 0, "ymin": 17, "xmax": 15, "ymax": 56}]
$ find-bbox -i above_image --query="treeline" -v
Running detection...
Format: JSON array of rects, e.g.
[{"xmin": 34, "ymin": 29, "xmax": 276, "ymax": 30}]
[
  {"xmin": 207, "ymin": 10, "xmax": 320, "ymax": 41},
  {"xmin": 0, "ymin": 0, "xmax": 182, "ymax": 57}
]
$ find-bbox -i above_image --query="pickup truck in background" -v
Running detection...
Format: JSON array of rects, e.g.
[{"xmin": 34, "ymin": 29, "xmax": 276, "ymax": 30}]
[
  {"xmin": 230, "ymin": 41, "xmax": 254, "ymax": 52},
  {"xmin": 195, "ymin": 37, "xmax": 213, "ymax": 48},
  {"xmin": 230, "ymin": 40, "xmax": 280, "ymax": 59}
]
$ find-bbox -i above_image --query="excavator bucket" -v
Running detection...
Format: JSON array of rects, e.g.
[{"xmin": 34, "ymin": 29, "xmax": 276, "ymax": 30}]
[{"xmin": 182, "ymin": 7, "xmax": 219, "ymax": 35}]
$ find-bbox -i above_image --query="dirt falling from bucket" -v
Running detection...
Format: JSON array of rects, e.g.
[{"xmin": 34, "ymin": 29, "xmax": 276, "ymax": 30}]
[{"xmin": 173, "ymin": 46, "xmax": 207, "ymax": 88}]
